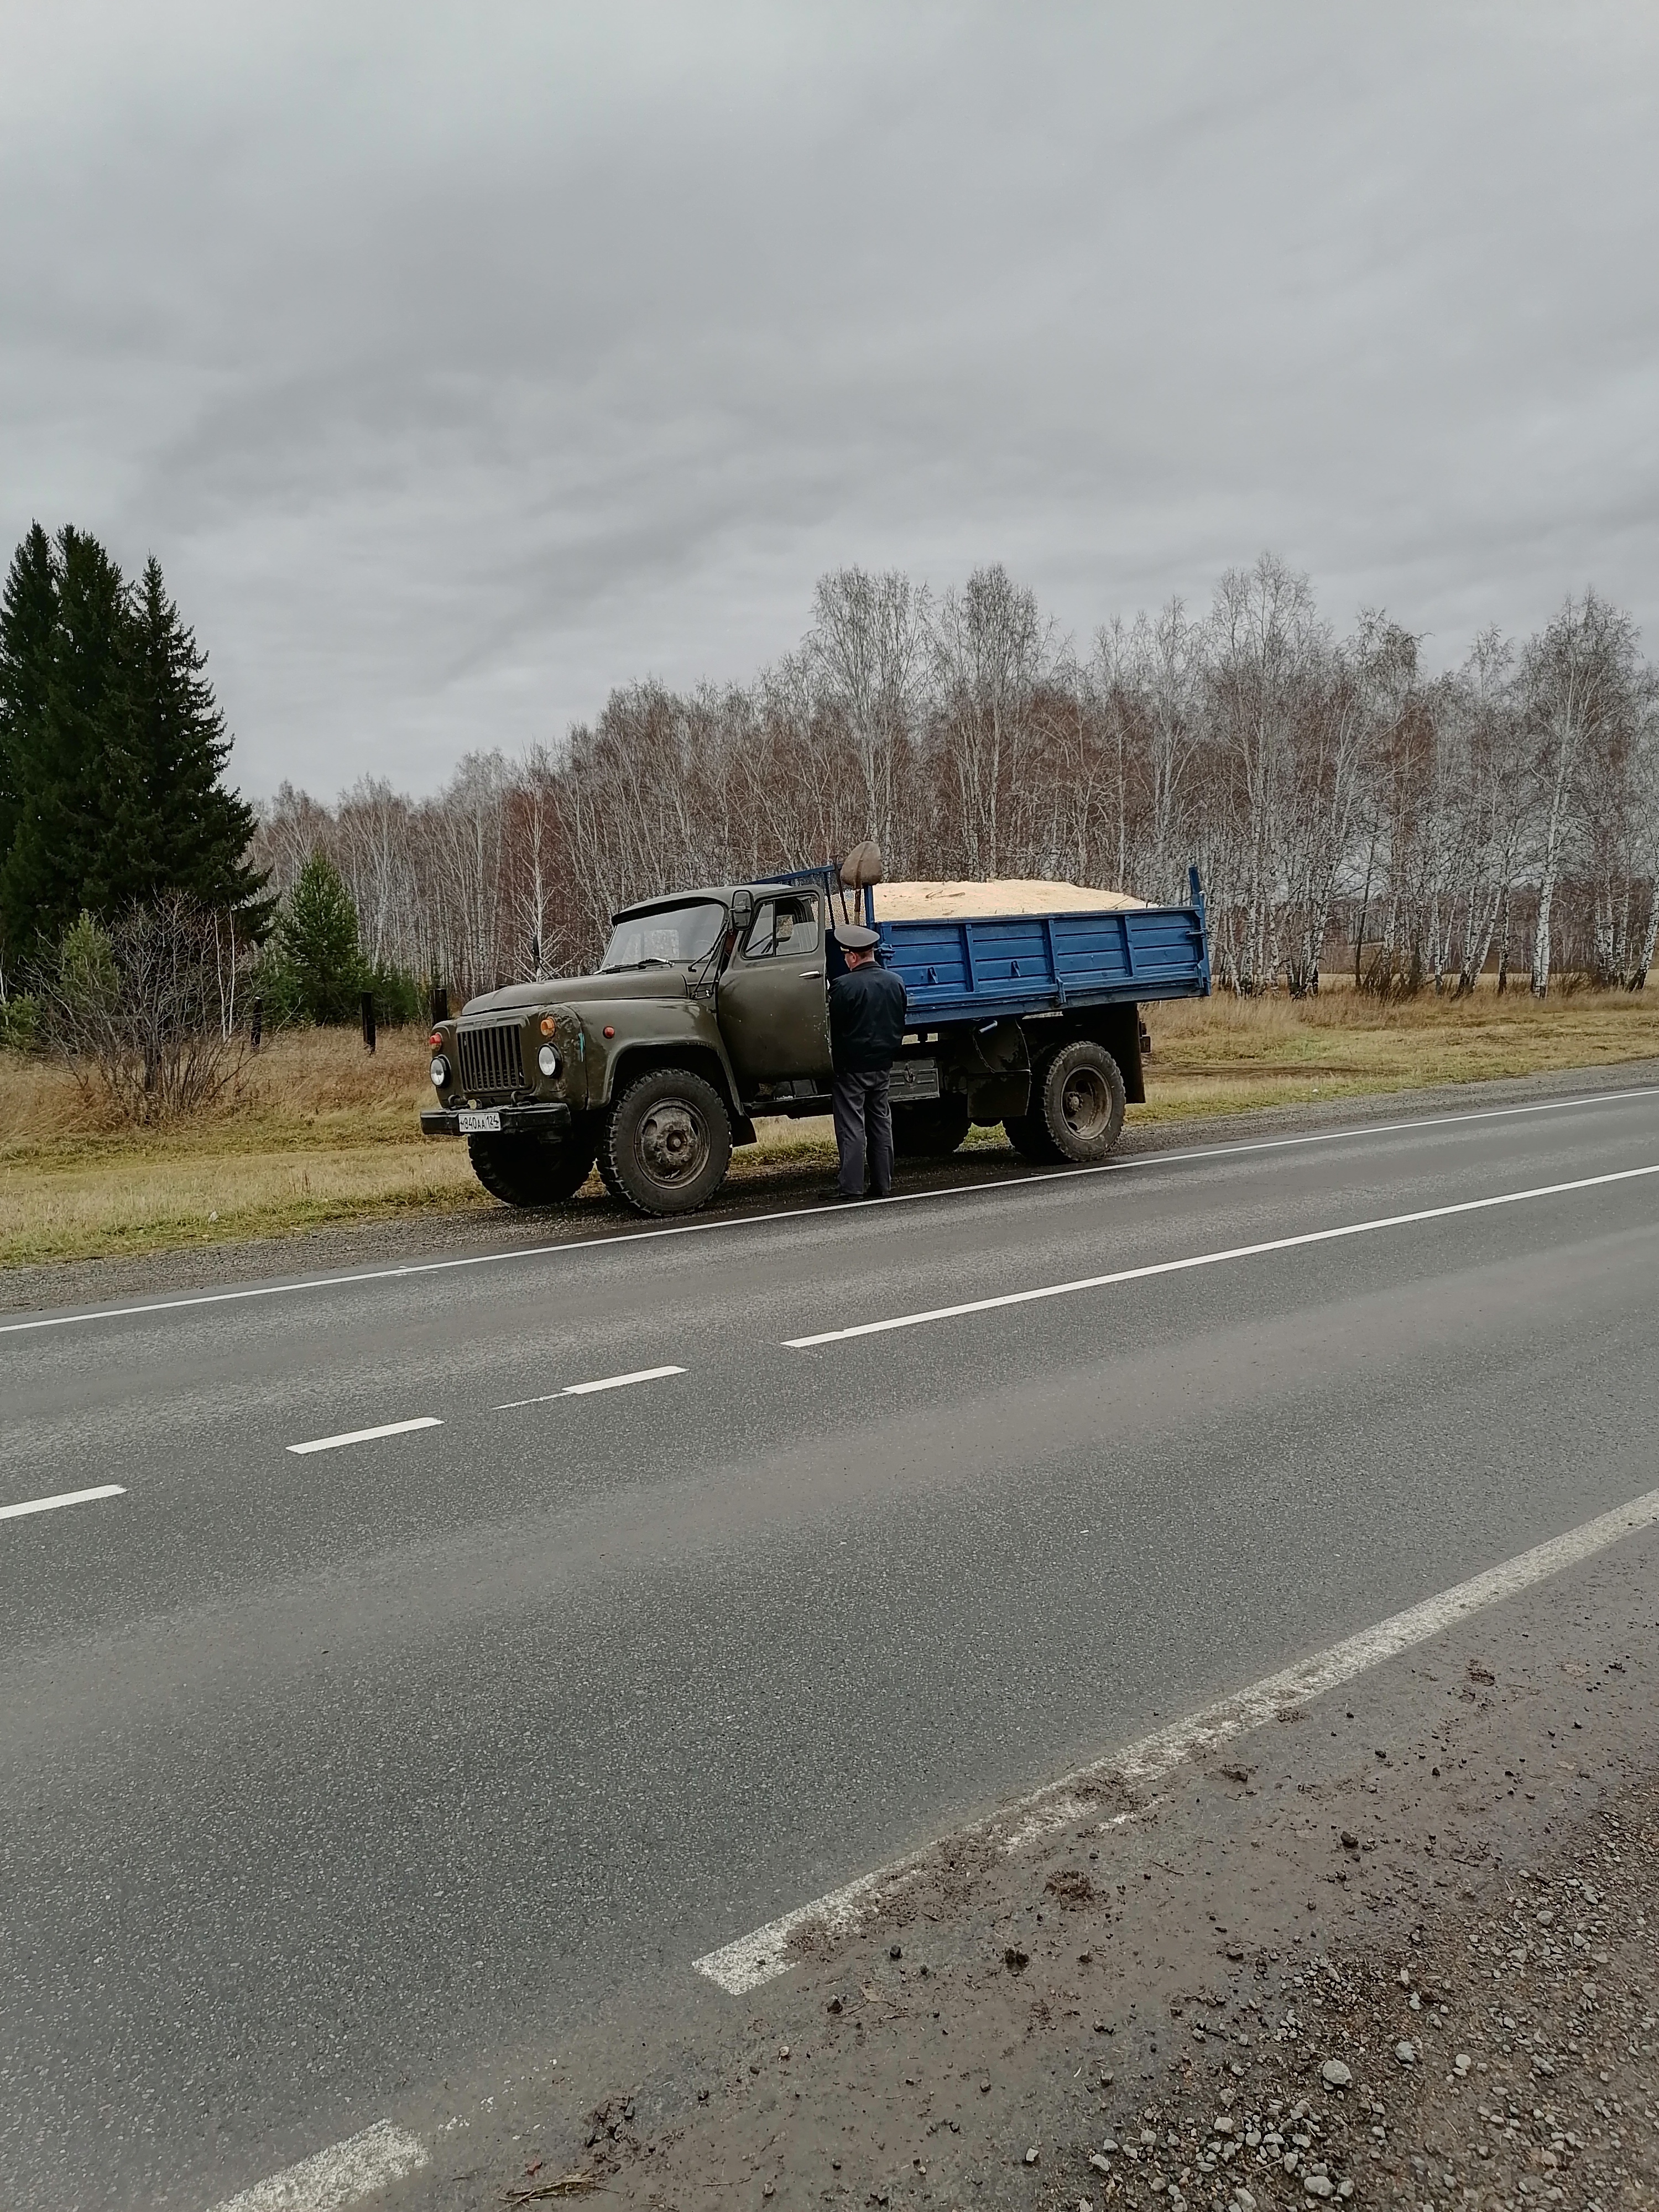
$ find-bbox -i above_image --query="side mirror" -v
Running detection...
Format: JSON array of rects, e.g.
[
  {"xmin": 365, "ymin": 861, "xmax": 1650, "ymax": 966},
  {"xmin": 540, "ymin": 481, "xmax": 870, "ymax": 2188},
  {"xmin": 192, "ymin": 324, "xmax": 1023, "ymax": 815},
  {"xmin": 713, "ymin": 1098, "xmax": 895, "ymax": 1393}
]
[{"xmin": 731, "ymin": 888, "xmax": 754, "ymax": 930}]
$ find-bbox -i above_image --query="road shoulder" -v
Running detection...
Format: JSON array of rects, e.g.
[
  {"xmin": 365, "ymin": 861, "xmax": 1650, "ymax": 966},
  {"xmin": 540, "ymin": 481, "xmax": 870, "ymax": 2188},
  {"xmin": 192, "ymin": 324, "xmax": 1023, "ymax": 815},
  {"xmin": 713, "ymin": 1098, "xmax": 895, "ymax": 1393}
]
[
  {"xmin": 395, "ymin": 1523, "xmax": 1659, "ymax": 2211},
  {"xmin": 4, "ymin": 1057, "xmax": 1657, "ymax": 1319}
]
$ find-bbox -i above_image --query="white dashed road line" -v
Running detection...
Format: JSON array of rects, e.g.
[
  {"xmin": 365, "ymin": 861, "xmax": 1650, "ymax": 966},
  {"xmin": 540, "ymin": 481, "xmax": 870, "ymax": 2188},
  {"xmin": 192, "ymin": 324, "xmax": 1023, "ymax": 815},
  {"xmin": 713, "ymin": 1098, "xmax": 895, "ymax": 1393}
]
[
  {"xmin": 286, "ymin": 1417, "xmax": 442, "ymax": 1456},
  {"xmin": 495, "ymin": 1364, "xmax": 686, "ymax": 1408},
  {"xmin": 784, "ymin": 1160, "xmax": 1659, "ymax": 1348},
  {"xmin": 554, "ymin": 1362, "xmax": 688, "ymax": 1397},
  {"xmin": 0, "ymin": 1481, "xmax": 126, "ymax": 1522},
  {"xmin": 693, "ymin": 1479, "xmax": 1659, "ymax": 1995},
  {"xmin": 207, "ymin": 2118, "xmax": 428, "ymax": 2211}
]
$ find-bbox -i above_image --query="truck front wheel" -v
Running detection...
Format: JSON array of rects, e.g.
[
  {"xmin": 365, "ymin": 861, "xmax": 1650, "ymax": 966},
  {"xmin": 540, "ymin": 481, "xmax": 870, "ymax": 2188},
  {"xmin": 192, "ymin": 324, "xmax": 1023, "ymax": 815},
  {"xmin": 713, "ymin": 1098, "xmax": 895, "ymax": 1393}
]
[
  {"xmin": 891, "ymin": 1095, "xmax": 971, "ymax": 1157},
  {"xmin": 1006, "ymin": 1040, "xmax": 1125, "ymax": 1164},
  {"xmin": 601, "ymin": 1068, "xmax": 733, "ymax": 1215},
  {"xmin": 467, "ymin": 1130, "xmax": 597, "ymax": 1207}
]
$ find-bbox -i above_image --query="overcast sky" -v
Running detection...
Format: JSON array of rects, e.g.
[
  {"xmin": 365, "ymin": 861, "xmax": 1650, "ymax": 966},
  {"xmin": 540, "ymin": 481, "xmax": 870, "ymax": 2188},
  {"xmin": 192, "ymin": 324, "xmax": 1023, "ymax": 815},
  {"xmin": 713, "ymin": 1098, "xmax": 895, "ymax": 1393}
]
[{"xmin": 3, "ymin": 3, "xmax": 1655, "ymax": 799}]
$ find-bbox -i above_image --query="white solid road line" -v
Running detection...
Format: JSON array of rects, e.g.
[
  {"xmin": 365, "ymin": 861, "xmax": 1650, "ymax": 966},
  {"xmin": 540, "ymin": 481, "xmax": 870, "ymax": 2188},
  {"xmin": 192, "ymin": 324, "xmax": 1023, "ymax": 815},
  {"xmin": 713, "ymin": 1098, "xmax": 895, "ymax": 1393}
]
[
  {"xmin": 285, "ymin": 1416, "xmax": 442, "ymax": 1456},
  {"xmin": 695, "ymin": 1479, "xmax": 1659, "ymax": 1996},
  {"xmin": 495, "ymin": 1363, "xmax": 686, "ymax": 1408},
  {"xmin": 0, "ymin": 1481, "xmax": 126, "ymax": 1522},
  {"xmin": 785, "ymin": 1159, "xmax": 1659, "ymax": 1348},
  {"xmin": 3, "ymin": 1082, "xmax": 1656, "ymax": 1338},
  {"xmin": 207, "ymin": 2117, "xmax": 428, "ymax": 2212}
]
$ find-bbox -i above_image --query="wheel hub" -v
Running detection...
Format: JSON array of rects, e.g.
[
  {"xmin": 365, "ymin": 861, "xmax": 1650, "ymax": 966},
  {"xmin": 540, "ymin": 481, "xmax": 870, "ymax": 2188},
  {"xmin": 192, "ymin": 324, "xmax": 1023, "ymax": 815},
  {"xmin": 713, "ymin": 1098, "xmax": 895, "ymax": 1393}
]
[
  {"xmin": 1060, "ymin": 1069, "xmax": 1110, "ymax": 1138},
  {"xmin": 637, "ymin": 1099, "xmax": 707, "ymax": 1185}
]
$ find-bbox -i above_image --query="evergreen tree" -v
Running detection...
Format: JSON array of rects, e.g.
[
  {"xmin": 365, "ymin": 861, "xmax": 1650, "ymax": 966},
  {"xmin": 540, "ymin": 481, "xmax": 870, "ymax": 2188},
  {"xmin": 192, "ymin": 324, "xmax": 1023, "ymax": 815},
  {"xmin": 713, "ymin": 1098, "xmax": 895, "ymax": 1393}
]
[
  {"xmin": 0, "ymin": 523, "xmax": 57, "ymax": 883},
  {"xmin": 0, "ymin": 526, "xmax": 267, "ymax": 960},
  {"xmin": 102, "ymin": 558, "xmax": 265, "ymax": 921},
  {"xmin": 265, "ymin": 852, "xmax": 368, "ymax": 1024},
  {"xmin": 0, "ymin": 528, "xmax": 129, "ymax": 952}
]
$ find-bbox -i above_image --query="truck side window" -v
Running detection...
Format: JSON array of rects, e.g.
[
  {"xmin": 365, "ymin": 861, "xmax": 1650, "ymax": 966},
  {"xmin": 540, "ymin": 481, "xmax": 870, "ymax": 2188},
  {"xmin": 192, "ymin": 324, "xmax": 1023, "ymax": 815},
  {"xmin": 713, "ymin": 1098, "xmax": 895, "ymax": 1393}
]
[{"xmin": 743, "ymin": 896, "xmax": 820, "ymax": 958}]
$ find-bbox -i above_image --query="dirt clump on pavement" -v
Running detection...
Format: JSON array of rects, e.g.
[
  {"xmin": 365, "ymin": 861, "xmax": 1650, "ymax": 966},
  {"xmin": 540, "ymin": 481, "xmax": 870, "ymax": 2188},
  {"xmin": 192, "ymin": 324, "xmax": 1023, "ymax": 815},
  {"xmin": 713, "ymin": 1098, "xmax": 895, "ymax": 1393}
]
[{"xmin": 438, "ymin": 1542, "xmax": 1658, "ymax": 2212}]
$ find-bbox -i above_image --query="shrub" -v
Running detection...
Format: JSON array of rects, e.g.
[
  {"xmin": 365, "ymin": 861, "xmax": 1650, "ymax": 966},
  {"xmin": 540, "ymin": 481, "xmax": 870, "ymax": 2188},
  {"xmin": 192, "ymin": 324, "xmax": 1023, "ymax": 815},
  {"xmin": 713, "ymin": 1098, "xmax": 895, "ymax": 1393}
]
[
  {"xmin": 32, "ymin": 900, "xmax": 247, "ymax": 1122},
  {"xmin": 366, "ymin": 963, "xmax": 426, "ymax": 1027},
  {"xmin": 0, "ymin": 992, "xmax": 40, "ymax": 1054}
]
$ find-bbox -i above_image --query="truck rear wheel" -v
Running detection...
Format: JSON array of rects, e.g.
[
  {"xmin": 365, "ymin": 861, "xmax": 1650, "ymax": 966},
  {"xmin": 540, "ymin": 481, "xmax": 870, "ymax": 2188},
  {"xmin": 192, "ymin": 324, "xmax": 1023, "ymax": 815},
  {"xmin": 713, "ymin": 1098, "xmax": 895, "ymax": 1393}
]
[
  {"xmin": 467, "ymin": 1130, "xmax": 597, "ymax": 1207},
  {"xmin": 891, "ymin": 1095, "xmax": 971, "ymax": 1157},
  {"xmin": 1032, "ymin": 1039, "xmax": 1126, "ymax": 1162},
  {"xmin": 601, "ymin": 1067, "xmax": 732, "ymax": 1215}
]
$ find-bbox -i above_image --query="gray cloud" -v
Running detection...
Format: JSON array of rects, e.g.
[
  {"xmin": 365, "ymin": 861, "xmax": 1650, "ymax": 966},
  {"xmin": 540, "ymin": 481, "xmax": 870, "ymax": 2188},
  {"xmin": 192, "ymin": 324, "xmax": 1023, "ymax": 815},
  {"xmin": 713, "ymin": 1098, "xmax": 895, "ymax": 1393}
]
[{"xmin": 3, "ymin": 2, "xmax": 1655, "ymax": 795}]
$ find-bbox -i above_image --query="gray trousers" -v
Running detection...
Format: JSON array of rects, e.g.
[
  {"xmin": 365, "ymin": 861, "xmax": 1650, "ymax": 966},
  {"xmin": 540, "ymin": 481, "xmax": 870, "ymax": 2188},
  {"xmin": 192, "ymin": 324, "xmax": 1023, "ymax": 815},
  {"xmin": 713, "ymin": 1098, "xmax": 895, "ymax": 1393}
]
[{"xmin": 832, "ymin": 1068, "xmax": 894, "ymax": 1197}]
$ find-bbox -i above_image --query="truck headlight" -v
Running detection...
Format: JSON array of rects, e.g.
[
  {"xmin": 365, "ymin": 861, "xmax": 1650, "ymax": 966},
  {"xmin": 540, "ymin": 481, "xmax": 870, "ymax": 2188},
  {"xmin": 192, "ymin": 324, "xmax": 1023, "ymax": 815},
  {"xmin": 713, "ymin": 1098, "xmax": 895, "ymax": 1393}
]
[
  {"xmin": 537, "ymin": 1044, "xmax": 560, "ymax": 1077},
  {"xmin": 430, "ymin": 1054, "xmax": 450, "ymax": 1088}
]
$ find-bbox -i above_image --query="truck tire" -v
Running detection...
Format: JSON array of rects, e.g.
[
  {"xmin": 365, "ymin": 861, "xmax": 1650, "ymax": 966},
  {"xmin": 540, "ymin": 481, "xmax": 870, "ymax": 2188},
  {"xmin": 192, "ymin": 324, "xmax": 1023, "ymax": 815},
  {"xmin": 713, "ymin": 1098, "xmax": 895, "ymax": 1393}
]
[
  {"xmin": 467, "ymin": 1130, "xmax": 597, "ymax": 1207},
  {"xmin": 891, "ymin": 1095, "xmax": 971, "ymax": 1157},
  {"xmin": 601, "ymin": 1067, "xmax": 733, "ymax": 1216},
  {"xmin": 1026, "ymin": 1039, "xmax": 1126, "ymax": 1163},
  {"xmin": 593, "ymin": 1145, "xmax": 627, "ymax": 1202}
]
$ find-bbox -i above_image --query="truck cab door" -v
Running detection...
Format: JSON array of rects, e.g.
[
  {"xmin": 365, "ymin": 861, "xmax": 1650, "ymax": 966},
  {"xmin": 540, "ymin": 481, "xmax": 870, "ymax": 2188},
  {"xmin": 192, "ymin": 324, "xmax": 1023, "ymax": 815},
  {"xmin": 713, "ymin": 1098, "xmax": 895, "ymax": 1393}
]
[{"xmin": 718, "ymin": 891, "xmax": 832, "ymax": 1094}]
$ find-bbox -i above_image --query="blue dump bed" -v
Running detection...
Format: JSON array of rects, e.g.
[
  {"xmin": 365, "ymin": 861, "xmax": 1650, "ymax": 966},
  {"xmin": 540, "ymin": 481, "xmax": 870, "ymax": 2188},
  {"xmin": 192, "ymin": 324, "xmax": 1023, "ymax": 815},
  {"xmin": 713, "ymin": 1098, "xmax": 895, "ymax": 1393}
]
[{"xmin": 872, "ymin": 866, "xmax": 1211, "ymax": 1024}]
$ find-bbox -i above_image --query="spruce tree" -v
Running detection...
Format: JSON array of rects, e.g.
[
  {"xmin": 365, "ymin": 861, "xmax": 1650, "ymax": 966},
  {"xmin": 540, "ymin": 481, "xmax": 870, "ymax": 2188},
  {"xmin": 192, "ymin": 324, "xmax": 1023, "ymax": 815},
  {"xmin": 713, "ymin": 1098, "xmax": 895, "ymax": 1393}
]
[
  {"xmin": 0, "ymin": 528, "xmax": 129, "ymax": 953},
  {"xmin": 267, "ymin": 852, "xmax": 368, "ymax": 1024},
  {"xmin": 0, "ymin": 523, "xmax": 58, "ymax": 884},
  {"xmin": 104, "ymin": 557, "xmax": 265, "ymax": 921},
  {"xmin": 0, "ymin": 526, "xmax": 267, "ymax": 959}
]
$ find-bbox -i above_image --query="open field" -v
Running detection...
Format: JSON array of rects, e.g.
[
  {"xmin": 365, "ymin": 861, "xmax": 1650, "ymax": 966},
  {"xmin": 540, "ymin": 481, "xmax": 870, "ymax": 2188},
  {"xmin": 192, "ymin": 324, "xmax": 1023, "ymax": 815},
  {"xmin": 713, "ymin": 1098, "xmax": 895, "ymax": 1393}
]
[{"xmin": 3, "ymin": 986, "xmax": 1659, "ymax": 1269}]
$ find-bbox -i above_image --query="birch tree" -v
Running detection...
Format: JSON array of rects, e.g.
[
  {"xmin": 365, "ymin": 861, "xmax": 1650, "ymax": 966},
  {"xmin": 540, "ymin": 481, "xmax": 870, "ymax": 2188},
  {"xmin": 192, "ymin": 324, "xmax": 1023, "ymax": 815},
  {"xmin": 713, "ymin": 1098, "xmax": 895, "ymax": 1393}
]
[
  {"xmin": 930, "ymin": 565, "xmax": 1052, "ymax": 880},
  {"xmin": 805, "ymin": 568, "xmax": 928, "ymax": 868},
  {"xmin": 1525, "ymin": 591, "xmax": 1641, "ymax": 995}
]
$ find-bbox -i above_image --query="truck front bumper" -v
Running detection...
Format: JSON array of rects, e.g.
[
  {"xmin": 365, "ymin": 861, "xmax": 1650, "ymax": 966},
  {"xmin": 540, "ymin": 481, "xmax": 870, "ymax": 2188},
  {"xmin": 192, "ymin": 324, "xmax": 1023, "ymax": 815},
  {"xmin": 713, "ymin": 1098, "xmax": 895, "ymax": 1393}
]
[{"xmin": 421, "ymin": 1102, "xmax": 573, "ymax": 1139}]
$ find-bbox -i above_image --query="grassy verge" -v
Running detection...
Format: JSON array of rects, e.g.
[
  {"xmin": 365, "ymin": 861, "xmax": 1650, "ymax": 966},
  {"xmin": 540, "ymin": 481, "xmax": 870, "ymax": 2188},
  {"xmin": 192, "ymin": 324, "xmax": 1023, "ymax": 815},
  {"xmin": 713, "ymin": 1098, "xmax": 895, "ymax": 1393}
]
[
  {"xmin": 3, "ymin": 987, "xmax": 1658, "ymax": 1270},
  {"xmin": 1135, "ymin": 980, "xmax": 1659, "ymax": 1118},
  {"xmin": 0, "ymin": 1030, "xmax": 482, "ymax": 1269}
]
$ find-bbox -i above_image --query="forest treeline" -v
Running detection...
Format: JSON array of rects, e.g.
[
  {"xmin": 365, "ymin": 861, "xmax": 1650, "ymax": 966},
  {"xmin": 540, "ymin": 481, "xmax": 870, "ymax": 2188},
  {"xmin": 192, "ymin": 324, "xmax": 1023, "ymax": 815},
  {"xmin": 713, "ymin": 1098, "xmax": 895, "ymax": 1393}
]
[
  {"xmin": 255, "ymin": 554, "xmax": 1658, "ymax": 1004},
  {"xmin": 5, "ymin": 525, "xmax": 1655, "ymax": 1019}
]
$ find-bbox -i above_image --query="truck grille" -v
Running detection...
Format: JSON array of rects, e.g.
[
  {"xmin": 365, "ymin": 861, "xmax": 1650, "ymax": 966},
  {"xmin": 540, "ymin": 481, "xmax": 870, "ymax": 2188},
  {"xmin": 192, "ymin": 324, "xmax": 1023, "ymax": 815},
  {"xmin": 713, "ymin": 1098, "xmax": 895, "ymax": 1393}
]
[{"xmin": 456, "ymin": 1019, "xmax": 528, "ymax": 1098}]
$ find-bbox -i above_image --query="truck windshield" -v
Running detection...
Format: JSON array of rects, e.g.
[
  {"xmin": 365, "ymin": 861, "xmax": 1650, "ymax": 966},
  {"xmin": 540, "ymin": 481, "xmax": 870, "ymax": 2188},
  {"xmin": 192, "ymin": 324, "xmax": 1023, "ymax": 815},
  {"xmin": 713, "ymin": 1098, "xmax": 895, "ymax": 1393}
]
[{"xmin": 599, "ymin": 900, "xmax": 728, "ymax": 971}]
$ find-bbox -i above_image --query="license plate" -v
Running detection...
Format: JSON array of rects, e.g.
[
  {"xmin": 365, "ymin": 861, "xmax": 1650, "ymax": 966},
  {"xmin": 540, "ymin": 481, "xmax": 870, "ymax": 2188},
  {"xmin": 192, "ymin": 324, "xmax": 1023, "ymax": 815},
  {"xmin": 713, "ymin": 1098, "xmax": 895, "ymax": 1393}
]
[
  {"xmin": 458, "ymin": 1109, "xmax": 502, "ymax": 1134},
  {"xmin": 889, "ymin": 1059, "xmax": 941, "ymax": 1101}
]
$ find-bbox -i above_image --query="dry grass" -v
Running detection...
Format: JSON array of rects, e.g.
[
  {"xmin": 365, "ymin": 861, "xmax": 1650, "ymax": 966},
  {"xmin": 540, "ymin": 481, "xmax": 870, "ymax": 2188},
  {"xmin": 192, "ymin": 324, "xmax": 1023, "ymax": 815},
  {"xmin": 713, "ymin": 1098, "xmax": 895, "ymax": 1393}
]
[
  {"xmin": 3, "ymin": 985, "xmax": 1658, "ymax": 1269},
  {"xmin": 0, "ymin": 1029, "xmax": 479, "ymax": 1270},
  {"xmin": 1136, "ymin": 976, "xmax": 1659, "ymax": 1120}
]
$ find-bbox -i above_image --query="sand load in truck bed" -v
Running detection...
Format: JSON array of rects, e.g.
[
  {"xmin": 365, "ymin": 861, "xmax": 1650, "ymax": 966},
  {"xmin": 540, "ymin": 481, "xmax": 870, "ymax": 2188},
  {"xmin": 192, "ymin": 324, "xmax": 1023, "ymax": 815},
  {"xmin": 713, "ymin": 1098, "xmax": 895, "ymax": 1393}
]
[{"xmin": 870, "ymin": 877, "xmax": 1146, "ymax": 920}]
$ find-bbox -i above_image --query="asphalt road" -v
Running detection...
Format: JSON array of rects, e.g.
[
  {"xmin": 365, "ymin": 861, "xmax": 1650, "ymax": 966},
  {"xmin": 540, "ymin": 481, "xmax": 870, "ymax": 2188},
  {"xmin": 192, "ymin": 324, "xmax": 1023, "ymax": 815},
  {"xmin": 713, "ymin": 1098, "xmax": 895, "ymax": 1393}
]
[{"xmin": 5, "ymin": 1080, "xmax": 1659, "ymax": 2210}]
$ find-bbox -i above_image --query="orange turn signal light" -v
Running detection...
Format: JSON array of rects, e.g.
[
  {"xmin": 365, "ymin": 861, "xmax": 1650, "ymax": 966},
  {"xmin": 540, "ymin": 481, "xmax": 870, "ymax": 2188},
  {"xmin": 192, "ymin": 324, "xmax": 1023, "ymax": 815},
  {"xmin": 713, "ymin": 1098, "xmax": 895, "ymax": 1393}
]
[
  {"xmin": 602, "ymin": 1025, "xmax": 615, "ymax": 1038},
  {"xmin": 427, "ymin": 1030, "xmax": 443, "ymax": 1049},
  {"xmin": 539, "ymin": 1016, "xmax": 556, "ymax": 1036}
]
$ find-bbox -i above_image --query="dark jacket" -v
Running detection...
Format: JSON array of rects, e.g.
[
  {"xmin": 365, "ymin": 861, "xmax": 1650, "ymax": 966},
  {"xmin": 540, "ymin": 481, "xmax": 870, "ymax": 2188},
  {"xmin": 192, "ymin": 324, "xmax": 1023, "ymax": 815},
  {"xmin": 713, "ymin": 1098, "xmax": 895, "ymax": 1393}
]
[{"xmin": 829, "ymin": 961, "xmax": 909, "ymax": 1074}]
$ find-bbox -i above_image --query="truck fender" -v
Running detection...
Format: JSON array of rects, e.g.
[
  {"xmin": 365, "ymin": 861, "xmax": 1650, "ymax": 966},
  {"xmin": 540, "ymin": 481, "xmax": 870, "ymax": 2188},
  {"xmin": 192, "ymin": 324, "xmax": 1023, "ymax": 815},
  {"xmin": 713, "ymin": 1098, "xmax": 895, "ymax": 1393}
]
[
  {"xmin": 582, "ymin": 1003, "xmax": 747, "ymax": 1126},
  {"xmin": 1010, "ymin": 1005, "xmax": 1144, "ymax": 1104}
]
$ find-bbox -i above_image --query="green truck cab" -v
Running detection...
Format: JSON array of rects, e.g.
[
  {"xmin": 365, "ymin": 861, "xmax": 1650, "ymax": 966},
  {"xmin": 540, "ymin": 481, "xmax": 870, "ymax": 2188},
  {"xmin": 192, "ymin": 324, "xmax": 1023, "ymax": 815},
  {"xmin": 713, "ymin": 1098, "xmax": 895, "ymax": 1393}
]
[
  {"xmin": 422, "ymin": 883, "xmax": 837, "ymax": 1216},
  {"xmin": 422, "ymin": 865, "xmax": 1209, "ymax": 1216}
]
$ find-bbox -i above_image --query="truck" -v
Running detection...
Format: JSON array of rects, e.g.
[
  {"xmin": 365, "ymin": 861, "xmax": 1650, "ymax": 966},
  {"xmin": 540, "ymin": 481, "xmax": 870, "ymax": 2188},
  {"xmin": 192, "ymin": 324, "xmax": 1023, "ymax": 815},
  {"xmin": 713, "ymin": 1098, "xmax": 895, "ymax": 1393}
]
[{"xmin": 420, "ymin": 861, "xmax": 1211, "ymax": 1217}]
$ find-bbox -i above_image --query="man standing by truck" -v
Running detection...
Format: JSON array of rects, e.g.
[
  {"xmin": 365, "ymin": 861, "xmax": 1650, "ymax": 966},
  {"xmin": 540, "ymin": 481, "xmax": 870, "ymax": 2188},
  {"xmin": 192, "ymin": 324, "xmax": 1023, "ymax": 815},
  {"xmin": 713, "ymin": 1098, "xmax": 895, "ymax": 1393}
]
[{"xmin": 828, "ymin": 921, "xmax": 908, "ymax": 1202}]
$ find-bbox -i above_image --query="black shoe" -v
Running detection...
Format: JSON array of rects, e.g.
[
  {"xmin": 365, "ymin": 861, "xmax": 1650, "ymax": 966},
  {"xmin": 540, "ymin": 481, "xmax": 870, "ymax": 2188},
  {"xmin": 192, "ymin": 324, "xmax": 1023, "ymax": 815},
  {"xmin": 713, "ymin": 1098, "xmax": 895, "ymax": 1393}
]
[{"xmin": 871, "ymin": 1186, "xmax": 891, "ymax": 1200}]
